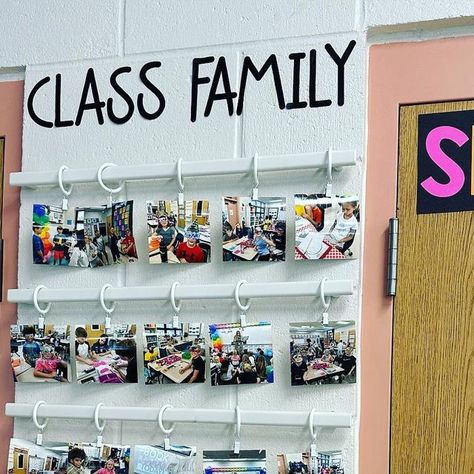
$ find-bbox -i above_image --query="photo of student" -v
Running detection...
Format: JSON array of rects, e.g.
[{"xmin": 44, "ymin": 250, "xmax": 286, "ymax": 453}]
[
  {"xmin": 294, "ymin": 194, "xmax": 360, "ymax": 260},
  {"xmin": 222, "ymin": 196, "xmax": 286, "ymax": 261},
  {"xmin": 289, "ymin": 322, "xmax": 356, "ymax": 385},
  {"xmin": 67, "ymin": 442, "xmax": 130, "ymax": 474},
  {"xmin": 147, "ymin": 200, "xmax": 210, "ymax": 264},
  {"xmin": 203, "ymin": 450, "xmax": 266, "ymax": 473},
  {"xmin": 74, "ymin": 325, "xmax": 137, "ymax": 384},
  {"xmin": 277, "ymin": 451, "xmax": 345, "ymax": 474},
  {"xmin": 142, "ymin": 323, "xmax": 206, "ymax": 384},
  {"xmin": 32, "ymin": 201, "xmax": 137, "ymax": 267},
  {"xmin": 133, "ymin": 444, "xmax": 196, "ymax": 474},
  {"xmin": 209, "ymin": 322, "xmax": 274, "ymax": 386},
  {"xmin": 7, "ymin": 438, "xmax": 69, "ymax": 474},
  {"xmin": 10, "ymin": 324, "xmax": 71, "ymax": 383}
]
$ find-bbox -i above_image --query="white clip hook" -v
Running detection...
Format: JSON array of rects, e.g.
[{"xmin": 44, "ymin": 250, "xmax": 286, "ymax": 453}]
[
  {"xmin": 100, "ymin": 284, "xmax": 116, "ymax": 329},
  {"xmin": 58, "ymin": 165, "xmax": 73, "ymax": 210},
  {"xmin": 252, "ymin": 152, "xmax": 259, "ymax": 200},
  {"xmin": 309, "ymin": 408, "xmax": 317, "ymax": 457},
  {"xmin": 320, "ymin": 278, "xmax": 330, "ymax": 325},
  {"xmin": 326, "ymin": 147, "xmax": 333, "ymax": 198},
  {"xmin": 177, "ymin": 158, "xmax": 184, "ymax": 206},
  {"xmin": 97, "ymin": 162, "xmax": 124, "ymax": 206},
  {"xmin": 94, "ymin": 403, "xmax": 106, "ymax": 447},
  {"xmin": 235, "ymin": 280, "xmax": 250, "ymax": 327},
  {"xmin": 158, "ymin": 404, "xmax": 176, "ymax": 451},
  {"xmin": 33, "ymin": 285, "xmax": 51, "ymax": 329},
  {"xmin": 33, "ymin": 400, "xmax": 48, "ymax": 445},
  {"xmin": 233, "ymin": 406, "xmax": 241, "ymax": 454},
  {"xmin": 170, "ymin": 281, "xmax": 181, "ymax": 328}
]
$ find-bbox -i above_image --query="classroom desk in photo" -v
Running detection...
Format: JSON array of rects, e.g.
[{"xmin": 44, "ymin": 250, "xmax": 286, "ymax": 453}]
[
  {"xmin": 11, "ymin": 355, "xmax": 61, "ymax": 383},
  {"xmin": 222, "ymin": 237, "xmax": 258, "ymax": 261},
  {"xmin": 148, "ymin": 247, "xmax": 181, "ymax": 264},
  {"xmin": 148, "ymin": 353, "xmax": 193, "ymax": 384},
  {"xmin": 303, "ymin": 359, "xmax": 345, "ymax": 383},
  {"xmin": 76, "ymin": 354, "xmax": 126, "ymax": 383}
]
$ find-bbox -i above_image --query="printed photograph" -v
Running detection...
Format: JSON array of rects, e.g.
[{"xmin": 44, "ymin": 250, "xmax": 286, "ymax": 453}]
[
  {"xmin": 7, "ymin": 438, "xmax": 69, "ymax": 474},
  {"xmin": 67, "ymin": 442, "xmax": 131, "ymax": 474},
  {"xmin": 222, "ymin": 196, "xmax": 286, "ymax": 262},
  {"xmin": 32, "ymin": 201, "xmax": 137, "ymax": 268},
  {"xmin": 209, "ymin": 322, "xmax": 273, "ymax": 386},
  {"xmin": 143, "ymin": 323, "xmax": 206, "ymax": 384},
  {"xmin": 289, "ymin": 321, "xmax": 356, "ymax": 385},
  {"xmin": 133, "ymin": 444, "xmax": 196, "ymax": 474},
  {"xmin": 277, "ymin": 451, "xmax": 345, "ymax": 473},
  {"xmin": 10, "ymin": 324, "xmax": 71, "ymax": 383},
  {"xmin": 147, "ymin": 200, "xmax": 210, "ymax": 264},
  {"xmin": 203, "ymin": 450, "xmax": 266, "ymax": 474},
  {"xmin": 75, "ymin": 325, "xmax": 138, "ymax": 384},
  {"xmin": 294, "ymin": 194, "xmax": 360, "ymax": 260}
]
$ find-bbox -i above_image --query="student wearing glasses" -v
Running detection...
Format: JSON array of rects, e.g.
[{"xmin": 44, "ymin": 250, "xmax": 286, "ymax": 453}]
[
  {"xmin": 156, "ymin": 215, "xmax": 177, "ymax": 263},
  {"xmin": 179, "ymin": 345, "xmax": 206, "ymax": 383},
  {"xmin": 253, "ymin": 226, "xmax": 274, "ymax": 261}
]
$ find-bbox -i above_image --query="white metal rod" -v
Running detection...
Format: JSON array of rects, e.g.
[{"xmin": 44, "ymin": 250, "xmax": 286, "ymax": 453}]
[
  {"xmin": 7, "ymin": 280, "xmax": 353, "ymax": 305},
  {"xmin": 9, "ymin": 150, "xmax": 357, "ymax": 188},
  {"xmin": 5, "ymin": 403, "xmax": 352, "ymax": 428}
]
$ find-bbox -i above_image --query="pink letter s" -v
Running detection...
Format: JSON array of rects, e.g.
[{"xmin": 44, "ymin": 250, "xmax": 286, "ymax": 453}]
[{"xmin": 421, "ymin": 125, "xmax": 468, "ymax": 198}]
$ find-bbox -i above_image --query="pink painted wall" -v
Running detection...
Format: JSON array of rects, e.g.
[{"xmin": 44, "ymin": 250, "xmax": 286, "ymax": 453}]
[
  {"xmin": 0, "ymin": 81, "xmax": 23, "ymax": 471},
  {"xmin": 361, "ymin": 36, "xmax": 474, "ymax": 474}
]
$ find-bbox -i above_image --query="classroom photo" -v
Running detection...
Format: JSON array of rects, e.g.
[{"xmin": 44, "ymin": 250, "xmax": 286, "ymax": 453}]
[
  {"xmin": 142, "ymin": 323, "xmax": 206, "ymax": 384},
  {"xmin": 10, "ymin": 324, "xmax": 70, "ymax": 383},
  {"xmin": 132, "ymin": 444, "xmax": 196, "ymax": 474},
  {"xmin": 222, "ymin": 196, "xmax": 286, "ymax": 262},
  {"xmin": 32, "ymin": 201, "xmax": 137, "ymax": 268},
  {"xmin": 147, "ymin": 200, "xmax": 210, "ymax": 264},
  {"xmin": 67, "ymin": 442, "xmax": 131, "ymax": 474},
  {"xmin": 294, "ymin": 194, "xmax": 360, "ymax": 260},
  {"xmin": 290, "ymin": 321, "xmax": 356, "ymax": 386},
  {"xmin": 75, "ymin": 324, "xmax": 138, "ymax": 384},
  {"xmin": 203, "ymin": 450, "xmax": 267, "ymax": 474},
  {"xmin": 277, "ymin": 451, "xmax": 345, "ymax": 474},
  {"xmin": 209, "ymin": 322, "xmax": 274, "ymax": 386}
]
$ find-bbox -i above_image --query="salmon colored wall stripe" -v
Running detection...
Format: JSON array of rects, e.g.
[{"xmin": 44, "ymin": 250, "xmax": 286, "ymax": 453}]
[
  {"xmin": 362, "ymin": 36, "xmax": 474, "ymax": 474},
  {"xmin": 0, "ymin": 80, "xmax": 23, "ymax": 471}
]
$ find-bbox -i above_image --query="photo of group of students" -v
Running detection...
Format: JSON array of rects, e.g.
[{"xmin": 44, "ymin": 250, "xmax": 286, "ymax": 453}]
[
  {"xmin": 142, "ymin": 323, "xmax": 206, "ymax": 384},
  {"xmin": 7, "ymin": 439, "xmax": 130, "ymax": 474},
  {"xmin": 290, "ymin": 321, "xmax": 356, "ymax": 386},
  {"xmin": 133, "ymin": 444, "xmax": 196, "ymax": 474},
  {"xmin": 203, "ymin": 449, "xmax": 266, "ymax": 473},
  {"xmin": 209, "ymin": 322, "xmax": 274, "ymax": 386},
  {"xmin": 222, "ymin": 196, "xmax": 286, "ymax": 262},
  {"xmin": 294, "ymin": 194, "xmax": 360, "ymax": 260},
  {"xmin": 32, "ymin": 202, "xmax": 137, "ymax": 267},
  {"xmin": 147, "ymin": 200, "xmax": 210, "ymax": 264},
  {"xmin": 10, "ymin": 325, "xmax": 70, "ymax": 383},
  {"xmin": 75, "ymin": 325, "xmax": 138, "ymax": 384},
  {"xmin": 277, "ymin": 451, "xmax": 344, "ymax": 474}
]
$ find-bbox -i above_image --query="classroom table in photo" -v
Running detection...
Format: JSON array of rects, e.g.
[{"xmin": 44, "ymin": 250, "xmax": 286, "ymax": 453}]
[
  {"xmin": 148, "ymin": 353, "xmax": 193, "ymax": 384},
  {"xmin": 11, "ymin": 354, "xmax": 61, "ymax": 383},
  {"xmin": 222, "ymin": 236, "xmax": 258, "ymax": 261},
  {"xmin": 303, "ymin": 359, "xmax": 345, "ymax": 384},
  {"xmin": 76, "ymin": 353, "xmax": 126, "ymax": 384}
]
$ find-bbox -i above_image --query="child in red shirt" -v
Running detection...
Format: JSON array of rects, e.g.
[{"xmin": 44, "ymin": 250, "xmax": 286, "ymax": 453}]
[{"xmin": 176, "ymin": 224, "xmax": 206, "ymax": 263}]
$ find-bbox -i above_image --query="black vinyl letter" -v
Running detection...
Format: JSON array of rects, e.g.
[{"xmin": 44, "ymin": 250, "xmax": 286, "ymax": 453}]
[
  {"xmin": 137, "ymin": 61, "xmax": 166, "ymax": 120},
  {"xmin": 309, "ymin": 49, "xmax": 332, "ymax": 108},
  {"xmin": 286, "ymin": 52, "xmax": 307, "ymax": 110},
  {"xmin": 27, "ymin": 76, "xmax": 53, "ymax": 128},
  {"xmin": 190, "ymin": 56, "xmax": 214, "ymax": 122},
  {"xmin": 236, "ymin": 54, "xmax": 285, "ymax": 116},
  {"xmin": 325, "ymin": 40, "xmax": 356, "ymax": 106},
  {"xmin": 107, "ymin": 66, "xmax": 135, "ymax": 125},
  {"xmin": 75, "ymin": 68, "xmax": 105, "ymax": 126},
  {"xmin": 54, "ymin": 73, "xmax": 74, "ymax": 128}
]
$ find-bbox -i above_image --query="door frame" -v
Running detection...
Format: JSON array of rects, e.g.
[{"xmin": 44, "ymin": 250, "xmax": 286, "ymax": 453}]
[{"xmin": 362, "ymin": 36, "xmax": 474, "ymax": 473}]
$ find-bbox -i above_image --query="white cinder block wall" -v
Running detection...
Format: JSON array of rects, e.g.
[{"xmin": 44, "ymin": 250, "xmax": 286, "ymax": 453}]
[{"xmin": 3, "ymin": 1, "xmax": 474, "ymax": 472}]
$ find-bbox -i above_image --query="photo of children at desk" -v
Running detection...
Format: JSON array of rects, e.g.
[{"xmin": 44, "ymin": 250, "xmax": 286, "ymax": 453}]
[
  {"xmin": 142, "ymin": 323, "xmax": 206, "ymax": 384},
  {"xmin": 209, "ymin": 322, "xmax": 274, "ymax": 386},
  {"xmin": 147, "ymin": 200, "xmax": 210, "ymax": 264},
  {"xmin": 67, "ymin": 442, "xmax": 130, "ymax": 474},
  {"xmin": 74, "ymin": 325, "xmax": 137, "ymax": 384},
  {"xmin": 222, "ymin": 196, "xmax": 286, "ymax": 262},
  {"xmin": 289, "ymin": 321, "xmax": 356, "ymax": 386},
  {"xmin": 32, "ymin": 201, "xmax": 137, "ymax": 268},
  {"xmin": 294, "ymin": 194, "xmax": 360, "ymax": 260},
  {"xmin": 10, "ymin": 324, "xmax": 71, "ymax": 383}
]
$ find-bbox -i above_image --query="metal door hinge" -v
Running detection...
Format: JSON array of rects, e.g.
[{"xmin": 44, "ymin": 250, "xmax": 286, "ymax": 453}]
[{"xmin": 386, "ymin": 218, "xmax": 398, "ymax": 296}]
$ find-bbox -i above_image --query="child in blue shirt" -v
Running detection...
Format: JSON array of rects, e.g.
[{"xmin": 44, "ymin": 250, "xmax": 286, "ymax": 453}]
[{"xmin": 22, "ymin": 326, "xmax": 41, "ymax": 368}]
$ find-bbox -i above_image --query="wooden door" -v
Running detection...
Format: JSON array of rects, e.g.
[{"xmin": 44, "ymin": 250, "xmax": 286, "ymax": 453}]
[
  {"xmin": 13, "ymin": 448, "xmax": 28, "ymax": 474},
  {"xmin": 391, "ymin": 101, "xmax": 474, "ymax": 473}
]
